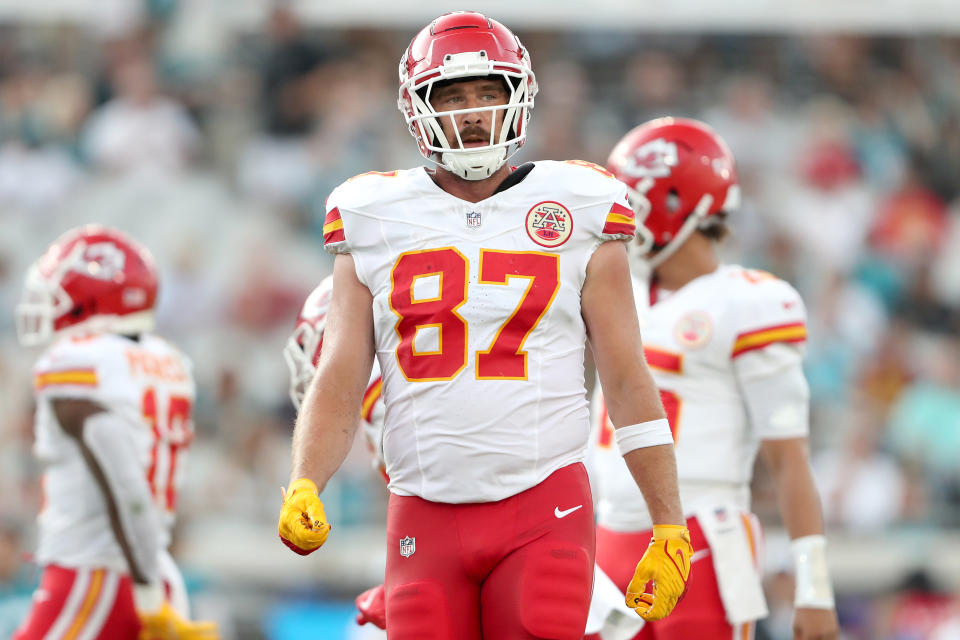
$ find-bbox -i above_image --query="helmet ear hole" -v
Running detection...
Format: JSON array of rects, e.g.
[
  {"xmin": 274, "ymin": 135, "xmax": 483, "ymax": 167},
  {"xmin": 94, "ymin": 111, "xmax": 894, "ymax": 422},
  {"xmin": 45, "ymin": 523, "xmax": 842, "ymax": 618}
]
[{"xmin": 666, "ymin": 189, "xmax": 682, "ymax": 214}]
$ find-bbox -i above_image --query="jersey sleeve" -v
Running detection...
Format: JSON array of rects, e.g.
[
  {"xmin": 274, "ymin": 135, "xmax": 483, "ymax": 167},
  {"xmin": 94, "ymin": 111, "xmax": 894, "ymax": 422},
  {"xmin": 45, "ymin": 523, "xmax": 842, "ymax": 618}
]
[
  {"xmin": 729, "ymin": 276, "xmax": 807, "ymax": 359},
  {"xmin": 557, "ymin": 160, "xmax": 636, "ymax": 243},
  {"xmin": 322, "ymin": 171, "xmax": 401, "ymax": 256},
  {"xmin": 729, "ymin": 275, "xmax": 811, "ymax": 439},
  {"xmin": 322, "ymin": 201, "xmax": 349, "ymax": 255},
  {"xmin": 599, "ymin": 193, "xmax": 636, "ymax": 242},
  {"xmin": 733, "ymin": 343, "xmax": 810, "ymax": 439},
  {"xmin": 322, "ymin": 177, "xmax": 357, "ymax": 255},
  {"xmin": 33, "ymin": 338, "xmax": 112, "ymax": 401}
]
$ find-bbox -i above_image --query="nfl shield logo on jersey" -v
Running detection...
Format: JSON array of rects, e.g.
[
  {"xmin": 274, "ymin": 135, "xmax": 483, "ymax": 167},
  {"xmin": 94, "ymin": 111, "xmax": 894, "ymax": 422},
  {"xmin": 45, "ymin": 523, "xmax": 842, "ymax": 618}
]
[
  {"xmin": 400, "ymin": 536, "xmax": 416, "ymax": 558},
  {"xmin": 465, "ymin": 210, "xmax": 482, "ymax": 229}
]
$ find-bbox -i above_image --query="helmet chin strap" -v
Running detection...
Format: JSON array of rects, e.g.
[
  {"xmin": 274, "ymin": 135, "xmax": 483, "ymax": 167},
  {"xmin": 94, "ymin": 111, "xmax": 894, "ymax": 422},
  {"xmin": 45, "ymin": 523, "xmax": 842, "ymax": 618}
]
[
  {"xmin": 439, "ymin": 146, "xmax": 508, "ymax": 180},
  {"xmin": 646, "ymin": 194, "xmax": 714, "ymax": 269}
]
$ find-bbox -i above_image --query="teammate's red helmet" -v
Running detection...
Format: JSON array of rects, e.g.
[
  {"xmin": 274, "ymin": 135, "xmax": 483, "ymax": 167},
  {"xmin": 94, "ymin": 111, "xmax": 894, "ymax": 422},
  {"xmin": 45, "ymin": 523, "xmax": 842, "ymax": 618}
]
[
  {"xmin": 398, "ymin": 11, "xmax": 537, "ymax": 180},
  {"xmin": 283, "ymin": 276, "xmax": 333, "ymax": 410},
  {"xmin": 16, "ymin": 225, "xmax": 158, "ymax": 346},
  {"xmin": 607, "ymin": 117, "xmax": 741, "ymax": 267}
]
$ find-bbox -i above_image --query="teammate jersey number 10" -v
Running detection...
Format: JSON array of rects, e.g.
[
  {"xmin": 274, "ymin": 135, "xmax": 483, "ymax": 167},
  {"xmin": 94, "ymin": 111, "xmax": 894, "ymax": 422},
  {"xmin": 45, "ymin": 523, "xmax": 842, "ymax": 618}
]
[{"xmin": 389, "ymin": 247, "xmax": 559, "ymax": 381}]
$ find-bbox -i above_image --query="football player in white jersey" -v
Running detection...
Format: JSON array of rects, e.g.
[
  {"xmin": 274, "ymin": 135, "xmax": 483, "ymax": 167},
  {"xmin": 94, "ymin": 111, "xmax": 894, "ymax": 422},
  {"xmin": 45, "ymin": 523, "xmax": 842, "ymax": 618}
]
[
  {"xmin": 284, "ymin": 278, "xmax": 646, "ymax": 639},
  {"xmin": 283, "ymin": 276, "xmax": 387, "ymax": 631},
  {"xmin": 592, "ymin": 118, "xmax": 839, "ymax": 640},
  {"xmin": 278, "ymin": 11, "xmax": 693, "ymax": 640},
  {"xmin": 13, "ymin": 226, "xmax": 217, "ymax": 640}
]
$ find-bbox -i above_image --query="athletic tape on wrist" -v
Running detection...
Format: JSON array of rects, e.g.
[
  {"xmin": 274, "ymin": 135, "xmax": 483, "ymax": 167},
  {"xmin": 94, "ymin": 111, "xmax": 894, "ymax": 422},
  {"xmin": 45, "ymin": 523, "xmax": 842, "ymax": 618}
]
[
  {"xmin": 615, "ymin": 418, "xmax": 674, "ymax": 456},
  {"xmin": 791, "ymin": 534, "xmax": 835, "ymax": 609},
  {"xmin": 133, "ymin": 582, "xmax": 164, "ymax": 613}
]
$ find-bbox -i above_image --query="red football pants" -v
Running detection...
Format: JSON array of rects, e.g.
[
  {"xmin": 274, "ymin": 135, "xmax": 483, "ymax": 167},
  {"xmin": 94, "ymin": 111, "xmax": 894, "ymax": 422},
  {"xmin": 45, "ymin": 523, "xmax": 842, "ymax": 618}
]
[
  {"xmin": 13, "ymin": 564, "xmax": 140, "ymax": 640},
  {"xmin": 385, "ymin": 462, "xmax": 596, "ymax": 640},
  {"xmin": 595, "ymin": 514, "xmax": 762, "ymax": 640}
]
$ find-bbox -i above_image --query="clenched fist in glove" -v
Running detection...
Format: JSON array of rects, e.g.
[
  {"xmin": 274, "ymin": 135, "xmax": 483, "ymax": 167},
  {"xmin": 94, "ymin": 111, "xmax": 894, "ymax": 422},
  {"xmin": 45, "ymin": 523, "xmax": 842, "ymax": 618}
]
[
  {"xmin": 625, "ymin": 524, "xmax": 693, "ymax": 621},
  {"xmin": 278, "ymin": 478, "xmax": 332, "ymax": 555}
]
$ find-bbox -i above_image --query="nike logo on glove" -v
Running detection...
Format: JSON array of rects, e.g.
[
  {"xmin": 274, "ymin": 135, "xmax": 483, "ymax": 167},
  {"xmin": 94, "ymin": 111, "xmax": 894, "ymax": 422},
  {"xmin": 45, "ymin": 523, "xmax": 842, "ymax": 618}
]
[{"xmin": 554, "ymin": 505, "xmax": 583, "ymax": 518}]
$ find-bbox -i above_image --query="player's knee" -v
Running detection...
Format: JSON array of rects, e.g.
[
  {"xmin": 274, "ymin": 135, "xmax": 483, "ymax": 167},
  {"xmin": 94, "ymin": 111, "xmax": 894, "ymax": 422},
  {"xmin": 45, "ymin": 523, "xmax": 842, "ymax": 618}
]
[
  {"xmin": 387, "ymin": 580, "xmax": 454, "ymax": 640},
  {"xmin": 520, "ymin": 545, "xmax": 592, "ymax": 639}
]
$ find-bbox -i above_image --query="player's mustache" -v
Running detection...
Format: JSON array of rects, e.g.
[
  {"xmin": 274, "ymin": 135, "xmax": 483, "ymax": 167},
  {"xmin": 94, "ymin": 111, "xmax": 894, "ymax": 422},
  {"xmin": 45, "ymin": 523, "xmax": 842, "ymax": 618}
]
[{"xmin": 458, "ymin": 126, "xmax": 490, "ymax": 144}]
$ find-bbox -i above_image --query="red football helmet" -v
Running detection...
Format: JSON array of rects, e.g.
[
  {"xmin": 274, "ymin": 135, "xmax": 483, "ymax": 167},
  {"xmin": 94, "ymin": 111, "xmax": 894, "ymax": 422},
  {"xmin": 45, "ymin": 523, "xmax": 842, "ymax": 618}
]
[
  {"xmin": 398, "ymin": 11, "xmax": 537, "ymax": 180},
  {"xmin": 607, "ymin": 117, "xmax": 741, "ymax": 268},
  {"xmin": 283, "ymin": 276, "xmax": 333, "ymax": 410},
  {"xmin": 16, "ymin": 225, "xmax": 158, "ymax": 346}
]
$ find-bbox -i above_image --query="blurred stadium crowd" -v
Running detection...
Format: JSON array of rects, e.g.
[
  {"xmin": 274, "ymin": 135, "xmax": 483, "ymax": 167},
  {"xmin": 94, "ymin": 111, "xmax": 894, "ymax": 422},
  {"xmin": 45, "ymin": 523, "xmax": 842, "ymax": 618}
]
[{"xmin": 1, "ymin": 4, "xmax": 960, "ymax": 639}]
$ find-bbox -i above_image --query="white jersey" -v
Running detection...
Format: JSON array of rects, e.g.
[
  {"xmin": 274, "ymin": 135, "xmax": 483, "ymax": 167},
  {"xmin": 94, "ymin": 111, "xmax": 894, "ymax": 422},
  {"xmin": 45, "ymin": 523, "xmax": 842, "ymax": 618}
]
[
  {"xmin": 592, "ymin": 264, "xmax": 809, "ymax": 531},
  {"xmin": 32, "ymin": 332, "xmax": 195, "ymax": 569},
  {"xmin": 324, "ymin": 161, "xmax": 635, "ymax": 503},
  {"xmin": 359, "ymin": 360, "xmax": 387, "ymax": 478}
]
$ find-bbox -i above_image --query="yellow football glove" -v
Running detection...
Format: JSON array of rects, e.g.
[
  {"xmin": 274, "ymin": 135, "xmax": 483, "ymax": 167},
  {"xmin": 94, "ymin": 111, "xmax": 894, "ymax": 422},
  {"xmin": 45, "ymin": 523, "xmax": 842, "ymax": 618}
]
[
  {"xmin": 278, "ymin": 477, "xmax": 331, "ymax": 555},
  {"xmin": 625, "ymin": 524, "xmax": 693, "ymax": 621},
  {"xmin": 138, "ymin": 601, "xmax": 219, "ymax": 640}
]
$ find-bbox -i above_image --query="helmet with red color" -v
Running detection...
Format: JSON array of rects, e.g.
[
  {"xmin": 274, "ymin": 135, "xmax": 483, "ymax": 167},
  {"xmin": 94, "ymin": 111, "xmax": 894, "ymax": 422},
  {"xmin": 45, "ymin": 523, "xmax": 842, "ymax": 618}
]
[
  {"xmin": 607, "ymin": 117, "xmax": 740, "ymax": 268},
  {"xmin": 398, "ymin": 11, "xmax": 537, "ymax": 180},
  {"xmin": 16, "ymin": 225, "xmax": 158, "ymax": 346},
  {"xmin": 283, "ymin": 276, "xmax": 333, "ymax": 410}
]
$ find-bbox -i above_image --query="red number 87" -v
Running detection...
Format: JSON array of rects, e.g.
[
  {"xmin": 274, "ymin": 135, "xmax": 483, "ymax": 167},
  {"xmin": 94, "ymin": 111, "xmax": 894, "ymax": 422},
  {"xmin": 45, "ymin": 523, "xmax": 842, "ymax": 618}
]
[{"xmin": 389, "ymin": 247, "xmax": 560, "ymax": 381}]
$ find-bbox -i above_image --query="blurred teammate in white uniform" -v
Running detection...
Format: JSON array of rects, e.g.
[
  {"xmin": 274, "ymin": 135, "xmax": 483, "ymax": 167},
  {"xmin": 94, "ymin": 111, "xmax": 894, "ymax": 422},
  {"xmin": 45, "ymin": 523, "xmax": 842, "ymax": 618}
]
[
  {"xmin": 592, "ymin": 118, "xmax": 839, "ymax": 640},
  {"xmin": 13, "ymin": 226, "xmax": 216, "ymax": 640},
  {"xmin": 278, "ymin": 12, "xmax": 693, "ymax": 640}
]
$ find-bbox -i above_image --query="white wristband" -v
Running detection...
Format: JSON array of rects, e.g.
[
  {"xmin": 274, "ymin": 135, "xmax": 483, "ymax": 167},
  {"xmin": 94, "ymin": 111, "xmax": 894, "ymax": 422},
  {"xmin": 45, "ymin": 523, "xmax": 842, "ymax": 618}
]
[
  {"xmin": 615, "ymin": 418, "xmax": 674, "ymax": 456},
  {"xmin": 133, "ymin": 582, "xmax": 165, "ymax": 613},
  {"xmin": 791, "ymin": 535, "xmax": 835, "ymax": 609}
]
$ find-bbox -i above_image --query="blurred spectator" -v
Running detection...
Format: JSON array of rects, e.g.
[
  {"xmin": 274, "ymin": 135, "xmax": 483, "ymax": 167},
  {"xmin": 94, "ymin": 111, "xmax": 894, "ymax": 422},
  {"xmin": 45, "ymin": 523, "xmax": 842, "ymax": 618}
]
[
  {"xmin": 813, "ymin": 412, "xmax": 912, "ymax": 532},
  {"xmin": 870, "ymin": 164, "xmax": 949, "ymax": 269},
  {"xmin": 930, "ymin": 602, "xmax": 960, "ymax": 640},
  {"xmin": 771, "ymin": 103, "xmax": 874, "ymax": 283},
  {"xmin": 260, "ymin": 5, "xmax": 325, "ymax": 138},
  {"xmin": 872, "ymin": 571, "xmax": 955, "ymax": 640},
  {"xmin": 236, "ymin": 5, "xmax": 328, "ymax": 212},
  {"xmin": 0, "ymin": 67, "xmax": 86, "ymax": 212},
  {"xmin": 894, "ymin": 263, "xmax": 957, "ymax": 335},
  {"xmin": 83, "ymin": 52, "xmax": 198, "ymax": 175},
  {"xmin": 857, "ymin": 319, "xmax": 916, "ymax": 414},
  {"xmin": 930, "ymin": 200, "xmax": 960, "ymax": 308},
  {"xmin": 804, "ymin": 271, "xmax": 887, "ymax": 409},
  {"xmin": 886, "ymin": 336, "xmax": 960, "ymax": 523}
]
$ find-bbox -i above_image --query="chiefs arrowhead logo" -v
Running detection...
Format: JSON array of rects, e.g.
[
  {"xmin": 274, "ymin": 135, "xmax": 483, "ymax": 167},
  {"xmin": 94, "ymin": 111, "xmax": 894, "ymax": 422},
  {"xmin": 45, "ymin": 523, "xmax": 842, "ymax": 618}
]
[{"xmin": 617, "ymin": 138, "xmax": 679, "ymax": 179}]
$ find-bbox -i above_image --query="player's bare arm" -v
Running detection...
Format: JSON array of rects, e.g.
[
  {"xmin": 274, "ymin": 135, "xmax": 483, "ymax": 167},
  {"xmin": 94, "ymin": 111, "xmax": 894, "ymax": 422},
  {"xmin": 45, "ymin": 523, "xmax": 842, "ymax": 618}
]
[
  {"xmin": 582, "ymin": 240, "xmax": 682, "ymax": 525},
  {"xmin": 761, "ymin": 438, "xmax": 825, "ymax": 540},
  {"xmin": 53, "ymin": 398, "xmax": 156, "ymax": 585},
  {"xmin": 281, "ymin": 254, "xmax": 375, "ymax": 555},
  {"xmin": 290, "ymin": 253, "xmax": 376, "ymax": 489},
  {"xmin": 582, "ymin": 239, "xmax": 692, "ymax": 621},
  {"xmin": 762, "ymin": 437, "xmax": 839, "ymax": 640}
]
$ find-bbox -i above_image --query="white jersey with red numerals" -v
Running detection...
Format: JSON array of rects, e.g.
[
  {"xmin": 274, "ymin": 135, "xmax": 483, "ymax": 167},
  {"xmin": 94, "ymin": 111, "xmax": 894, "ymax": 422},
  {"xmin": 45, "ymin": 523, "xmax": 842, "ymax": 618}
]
[
  {"xmin": 31, "ymin": 332, "xmax": 195, "ymax": 570},
  {"xmin": 323, "ymin": 161, "xmax": 636, "ymax": 503},
  {"xmin": 591, "ymin": 264, "xmax": 809, "ymax": 531}
]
